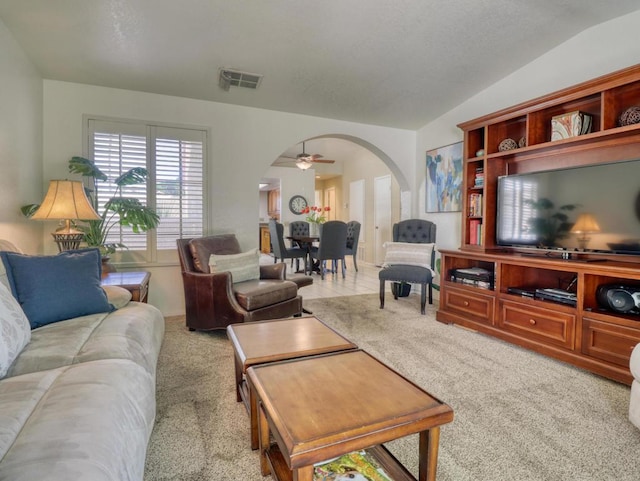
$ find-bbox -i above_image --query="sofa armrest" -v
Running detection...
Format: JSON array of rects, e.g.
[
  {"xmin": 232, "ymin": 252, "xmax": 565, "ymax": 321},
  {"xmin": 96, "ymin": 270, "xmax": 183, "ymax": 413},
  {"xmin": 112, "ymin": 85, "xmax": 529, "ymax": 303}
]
[{"xmin": 260, "ymin": 263, "xmax": 286, "ymax": 280}]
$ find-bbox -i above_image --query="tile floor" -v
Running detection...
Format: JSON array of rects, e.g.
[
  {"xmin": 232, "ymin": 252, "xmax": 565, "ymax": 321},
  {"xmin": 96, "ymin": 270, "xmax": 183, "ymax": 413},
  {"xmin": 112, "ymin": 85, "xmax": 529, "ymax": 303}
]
[{"xmin": 260, "ymin": 253, "xmax": 381, "ymax": 300}]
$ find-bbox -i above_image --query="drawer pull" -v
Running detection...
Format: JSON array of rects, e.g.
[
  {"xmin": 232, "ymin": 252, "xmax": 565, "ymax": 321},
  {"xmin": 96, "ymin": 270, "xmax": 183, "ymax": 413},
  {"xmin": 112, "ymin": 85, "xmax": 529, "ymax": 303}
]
[
  {"xmin": 529, "ymin": 318, "xmax": 536, "ymax": 325},
  {"xmin": 463, "ymin": 301, "xmax": 469, "ymax": 306}
]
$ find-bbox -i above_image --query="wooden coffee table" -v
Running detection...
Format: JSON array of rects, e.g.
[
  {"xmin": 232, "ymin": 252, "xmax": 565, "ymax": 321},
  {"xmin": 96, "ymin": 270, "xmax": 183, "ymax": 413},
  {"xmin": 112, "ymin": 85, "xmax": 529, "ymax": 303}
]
[
  {"xmin": 227, "ymin": 316, "xmax": 357, "ymax": 449},
  {"xmin": 247, "ymin": 349, "xmax": 454, "ymax": 481}
]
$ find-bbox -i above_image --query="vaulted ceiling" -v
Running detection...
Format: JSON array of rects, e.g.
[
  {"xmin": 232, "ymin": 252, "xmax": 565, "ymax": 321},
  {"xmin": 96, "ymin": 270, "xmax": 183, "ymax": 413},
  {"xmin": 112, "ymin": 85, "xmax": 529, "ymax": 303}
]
[{"xmin": 1, "ymin": 1, "xmax": 639, "ymax": 130}]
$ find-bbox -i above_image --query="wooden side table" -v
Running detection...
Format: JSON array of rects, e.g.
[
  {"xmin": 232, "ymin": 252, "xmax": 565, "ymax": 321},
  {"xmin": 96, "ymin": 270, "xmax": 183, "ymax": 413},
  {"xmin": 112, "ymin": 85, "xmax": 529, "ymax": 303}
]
[
  {"xmin": 227, "ymin": 316, "xmax": 357, "ymax": 449},
  {"xmin": 101, "ymin": 271, "xmax": 151, "ymax": 303},
  {"xmin": 247, "ymin": 350, "xmax": 454, "ymax": 481}
]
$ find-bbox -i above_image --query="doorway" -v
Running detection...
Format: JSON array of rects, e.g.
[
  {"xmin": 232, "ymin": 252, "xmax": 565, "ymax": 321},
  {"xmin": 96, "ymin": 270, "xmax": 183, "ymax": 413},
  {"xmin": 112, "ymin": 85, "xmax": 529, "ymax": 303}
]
[{"xmin": 374, "ymin": 175, "xmax": 392, "ymax": 266}]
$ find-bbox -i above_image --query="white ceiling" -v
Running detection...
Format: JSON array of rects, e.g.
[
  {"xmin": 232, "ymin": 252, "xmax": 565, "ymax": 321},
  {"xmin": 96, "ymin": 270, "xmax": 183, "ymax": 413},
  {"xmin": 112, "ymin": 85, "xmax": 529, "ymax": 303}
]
[{"xmin": 1, "ymin": 0, "xmax": 639, "ymax": 130}]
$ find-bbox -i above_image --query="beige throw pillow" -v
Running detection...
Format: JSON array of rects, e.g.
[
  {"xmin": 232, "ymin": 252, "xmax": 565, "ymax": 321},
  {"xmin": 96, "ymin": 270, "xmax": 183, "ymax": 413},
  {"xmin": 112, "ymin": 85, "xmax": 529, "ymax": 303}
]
[
  {"xmin": 382, "ymin": 242, "xmax": 435, "ymax": 271},
  {"xmin": 209, "ymin": 248, "xmax": 260, "ymax": 283}
]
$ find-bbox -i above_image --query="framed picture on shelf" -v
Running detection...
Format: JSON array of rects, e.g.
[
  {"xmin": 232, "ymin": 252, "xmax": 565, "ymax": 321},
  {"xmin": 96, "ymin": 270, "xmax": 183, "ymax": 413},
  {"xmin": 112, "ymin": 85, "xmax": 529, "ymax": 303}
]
[{"xmin": 425, "ymin": 141, "xmax": 463, "ymax": 213}]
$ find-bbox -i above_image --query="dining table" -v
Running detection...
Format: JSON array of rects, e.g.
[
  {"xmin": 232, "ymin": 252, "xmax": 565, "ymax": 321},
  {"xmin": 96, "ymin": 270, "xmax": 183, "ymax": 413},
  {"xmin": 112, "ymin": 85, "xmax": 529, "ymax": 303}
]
[{"xmin": 286, "ymin": 235, "xmax": 319, "ymax": 274}]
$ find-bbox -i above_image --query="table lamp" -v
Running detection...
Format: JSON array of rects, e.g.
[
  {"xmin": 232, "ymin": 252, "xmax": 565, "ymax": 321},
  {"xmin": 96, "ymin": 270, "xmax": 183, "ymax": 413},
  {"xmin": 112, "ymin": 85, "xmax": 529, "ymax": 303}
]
[
  {"xmin": 571, "ymin": 213, "xmax": 600, "ymax": 250},
  {"xmin": 31, "ymin": 180, "xmax": 100, "ymax": 252}
]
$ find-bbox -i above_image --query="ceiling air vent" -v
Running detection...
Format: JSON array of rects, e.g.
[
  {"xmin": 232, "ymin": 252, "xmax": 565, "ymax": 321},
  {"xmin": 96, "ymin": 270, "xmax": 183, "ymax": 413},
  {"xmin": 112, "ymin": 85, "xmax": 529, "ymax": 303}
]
[{"xmin": 219, "ymin": 68, "xmax": 263, "ymax": 91}]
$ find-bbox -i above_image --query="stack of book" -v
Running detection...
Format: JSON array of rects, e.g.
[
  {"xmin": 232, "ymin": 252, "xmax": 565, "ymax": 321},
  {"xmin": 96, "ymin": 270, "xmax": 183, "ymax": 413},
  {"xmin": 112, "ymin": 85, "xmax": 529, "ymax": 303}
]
[
  {"xmin": 468, "ymin": 219, "xmax": 482, "ymax": 245},
  {"xmin": 474, "ymin": 167, "xmax": 484, "ymax": 188},
  {"xmin": 449, "ymin": 266, "xmax": 494, "ymax": 290}
]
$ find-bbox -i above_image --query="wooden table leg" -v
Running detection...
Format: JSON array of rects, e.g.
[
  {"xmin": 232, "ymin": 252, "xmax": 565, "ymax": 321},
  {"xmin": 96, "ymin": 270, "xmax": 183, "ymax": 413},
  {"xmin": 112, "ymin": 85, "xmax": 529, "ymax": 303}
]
[
  {"xmin": 250, "ymin": 384, "xmax": 259, "ymax": 450},
  {"xmin": 234, "ymin": 355, "xmax": 243, "ymax": 403},
  {"xmin": 258, "ymin": 400, "xmax": 271, "ymax": 476},
  {"xmin": 418, "ymin": 427, "xmax": 441, "ymax": 481},
  {"xmin": 293, "ymin": 465, "xmax": 314, "ymax": 481}
]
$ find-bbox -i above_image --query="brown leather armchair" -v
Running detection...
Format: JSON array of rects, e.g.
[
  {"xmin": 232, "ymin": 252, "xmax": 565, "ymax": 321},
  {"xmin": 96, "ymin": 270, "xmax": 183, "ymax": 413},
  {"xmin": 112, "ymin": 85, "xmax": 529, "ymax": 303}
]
[{"xmin": 177, "ymin": 234, "xmax": 303, "ymax": 331}]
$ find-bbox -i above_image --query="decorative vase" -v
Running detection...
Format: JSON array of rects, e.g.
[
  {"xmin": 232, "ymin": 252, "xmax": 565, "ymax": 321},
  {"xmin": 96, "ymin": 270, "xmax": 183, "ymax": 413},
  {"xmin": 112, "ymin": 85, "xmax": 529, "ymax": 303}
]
[{"xmin": 309, "ymin": 222, "xmax": 319, "ymax": 237}]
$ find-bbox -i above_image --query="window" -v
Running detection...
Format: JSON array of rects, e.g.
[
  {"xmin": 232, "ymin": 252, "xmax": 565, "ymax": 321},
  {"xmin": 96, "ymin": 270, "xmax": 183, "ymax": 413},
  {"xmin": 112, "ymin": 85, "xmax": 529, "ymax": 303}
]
[{"xmin": 87, "ymin": 118, "xmax": 206, "ymax": 264}]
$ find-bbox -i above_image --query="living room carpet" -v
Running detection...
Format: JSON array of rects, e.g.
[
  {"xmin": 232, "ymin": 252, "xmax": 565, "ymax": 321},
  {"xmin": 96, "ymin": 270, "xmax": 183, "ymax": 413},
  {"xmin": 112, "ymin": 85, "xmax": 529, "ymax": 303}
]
[{"xmin": 144, "ymin": 294, "xmax": 640, "ymax": 481}]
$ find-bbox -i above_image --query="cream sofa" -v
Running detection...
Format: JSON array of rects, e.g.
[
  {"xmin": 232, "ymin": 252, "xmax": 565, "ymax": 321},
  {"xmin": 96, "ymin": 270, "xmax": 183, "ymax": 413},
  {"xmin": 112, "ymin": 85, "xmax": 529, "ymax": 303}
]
[{"xmin": 0, "ymin": 240, "xmax": 164, "ymax": 480}]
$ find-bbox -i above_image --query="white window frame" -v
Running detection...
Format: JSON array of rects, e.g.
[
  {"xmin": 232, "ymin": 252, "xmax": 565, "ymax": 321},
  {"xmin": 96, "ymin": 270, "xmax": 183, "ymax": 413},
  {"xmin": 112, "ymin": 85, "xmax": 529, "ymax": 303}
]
[{"xmin": 83, "ymin": 115, "xmax": 209, "ymax": 266}]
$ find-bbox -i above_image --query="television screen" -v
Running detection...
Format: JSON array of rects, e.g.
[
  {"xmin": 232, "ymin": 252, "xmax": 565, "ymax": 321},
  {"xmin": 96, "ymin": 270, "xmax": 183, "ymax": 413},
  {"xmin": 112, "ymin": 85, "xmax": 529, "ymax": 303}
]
[{"xmin": 496, "ymin": 159, "xmax": 640, "ymax": 254}]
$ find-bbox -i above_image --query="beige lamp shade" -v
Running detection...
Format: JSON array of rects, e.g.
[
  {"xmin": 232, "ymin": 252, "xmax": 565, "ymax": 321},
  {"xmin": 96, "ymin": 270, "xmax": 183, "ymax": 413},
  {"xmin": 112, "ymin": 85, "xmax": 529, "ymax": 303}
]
[
  {"xmin": 32, "ymin": 180, "xmax": 100, "ymax": 225},
  {"xmin": 31, "ymin": 180, "xmax": 100, "ymax": 251},
  {"xmin": 570, "ymin": 213, "xmax": 601, "ymax": 234}
]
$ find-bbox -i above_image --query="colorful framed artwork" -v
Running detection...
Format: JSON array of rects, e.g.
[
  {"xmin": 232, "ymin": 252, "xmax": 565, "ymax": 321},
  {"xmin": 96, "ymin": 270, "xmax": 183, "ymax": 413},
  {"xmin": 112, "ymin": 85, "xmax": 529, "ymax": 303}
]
[{"xmin": 425, "ymin": 141, "xmax": 463, "ymax": 213}]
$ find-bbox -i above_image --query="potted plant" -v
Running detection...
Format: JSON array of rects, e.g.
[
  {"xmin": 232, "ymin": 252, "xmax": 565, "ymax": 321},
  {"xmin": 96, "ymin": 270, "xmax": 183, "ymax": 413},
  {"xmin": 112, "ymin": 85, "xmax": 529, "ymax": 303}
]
[{"xmin": 23, "ymin": 156, "xmax": 160, "ymax": 258}]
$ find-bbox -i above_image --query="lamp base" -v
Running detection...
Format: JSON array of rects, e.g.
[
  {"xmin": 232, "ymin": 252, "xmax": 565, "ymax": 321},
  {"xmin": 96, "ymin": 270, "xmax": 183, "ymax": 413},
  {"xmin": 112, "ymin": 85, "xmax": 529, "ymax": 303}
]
[{"xmin": 51, "ymin": 232, "xmax": 84, "ymax": 252}]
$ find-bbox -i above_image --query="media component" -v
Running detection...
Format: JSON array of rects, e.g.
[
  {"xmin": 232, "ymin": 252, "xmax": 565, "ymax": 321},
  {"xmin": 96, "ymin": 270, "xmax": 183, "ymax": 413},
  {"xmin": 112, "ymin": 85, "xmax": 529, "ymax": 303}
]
[{"xmin": 596, "ymin": 284, "xmax": 640, "ymax": 314}]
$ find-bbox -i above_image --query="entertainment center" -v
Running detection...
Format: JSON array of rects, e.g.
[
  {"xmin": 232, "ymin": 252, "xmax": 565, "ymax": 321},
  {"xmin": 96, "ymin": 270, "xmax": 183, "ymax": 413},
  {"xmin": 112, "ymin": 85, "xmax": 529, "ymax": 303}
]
[{"xmin": 436, "ymin": 64, "xmax": 640, "ymax": 385}]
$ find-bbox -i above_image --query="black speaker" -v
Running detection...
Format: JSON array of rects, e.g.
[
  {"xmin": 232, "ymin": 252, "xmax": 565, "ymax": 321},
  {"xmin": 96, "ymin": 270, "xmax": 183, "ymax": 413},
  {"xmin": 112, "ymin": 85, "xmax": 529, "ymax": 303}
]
[{"xmin": 596, "ymin": 284, "xmax": 640, "ymax": 314}]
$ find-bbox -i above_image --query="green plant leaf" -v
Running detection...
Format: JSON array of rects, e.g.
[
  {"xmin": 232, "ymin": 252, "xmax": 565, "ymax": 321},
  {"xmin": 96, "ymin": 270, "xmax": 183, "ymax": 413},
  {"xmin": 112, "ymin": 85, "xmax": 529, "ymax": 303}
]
[
  {"xmin": 106, "ymin": 197, "xmax": 160, "ymax": 232},
  {"xmin": 68, "ymin": 156, "xmax": 108, "ymax": 181},
  {"xmin": 115, "ymin": 167, "xmax": 149, "ymax": 186},
  {"xmin": 20, "ymin": 204, "xmax": 40, "ymax": 218}
]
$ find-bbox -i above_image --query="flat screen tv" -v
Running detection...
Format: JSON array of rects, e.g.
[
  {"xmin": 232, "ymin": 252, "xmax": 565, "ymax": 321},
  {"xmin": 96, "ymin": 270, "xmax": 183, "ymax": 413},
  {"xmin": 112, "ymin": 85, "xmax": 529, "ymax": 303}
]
[{"xmin": 496, "ymin": 158, "xmax": 640, "ymax": 255}]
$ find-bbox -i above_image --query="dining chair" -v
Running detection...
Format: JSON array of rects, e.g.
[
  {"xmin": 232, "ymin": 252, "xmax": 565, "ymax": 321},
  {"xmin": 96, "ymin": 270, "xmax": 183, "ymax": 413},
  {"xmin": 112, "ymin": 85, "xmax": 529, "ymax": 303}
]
[
  {"xmin": 345, "ymin": 221, "xmax": 361, "ymax": 271},
  {"xmin": 379, "ymin": 219, "xmax": 436, "ymax": 314},
  {"xmin": 289, "ymin": 221, "xmax": 310, "ymax": 248},
  {"xmin": 269, "ymin": 220, "xmax": 308, "ymax": 274},
  {"xmin": 310, "ymin": 220, "xmax": 348, "ymax": 280}
]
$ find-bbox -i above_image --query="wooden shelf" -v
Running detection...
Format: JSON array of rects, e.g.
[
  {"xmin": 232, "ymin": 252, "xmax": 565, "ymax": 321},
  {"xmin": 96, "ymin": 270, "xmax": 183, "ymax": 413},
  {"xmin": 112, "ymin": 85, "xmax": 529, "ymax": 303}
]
[
  {"xmin": 266, "ymin": 444, "xmax": 417, "ymax": 481},
  {"xmin": 444, "ymin": 64, "xmax": 640, "ymax": 384},
  {"xmin": 458, "ymin": 63, "xmax": 640, "ymax": 252}
]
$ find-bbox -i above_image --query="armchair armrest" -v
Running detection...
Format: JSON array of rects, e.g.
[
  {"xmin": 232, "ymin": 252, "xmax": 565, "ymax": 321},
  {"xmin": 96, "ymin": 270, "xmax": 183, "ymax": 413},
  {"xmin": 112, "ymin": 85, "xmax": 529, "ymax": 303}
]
[
  {"xmin": 260, "ymin": 263, "xmax": 286, "ymax": 280},
  {"xmin": 180, "ymin": 270, "xmax": 246, "ymax": 329}
]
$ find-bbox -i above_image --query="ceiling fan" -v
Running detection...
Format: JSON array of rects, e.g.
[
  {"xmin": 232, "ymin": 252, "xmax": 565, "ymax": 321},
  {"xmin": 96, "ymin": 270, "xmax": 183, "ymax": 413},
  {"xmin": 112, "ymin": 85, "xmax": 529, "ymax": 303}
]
[{"xmin": 274, "ymin": 142, "xmax": 336, "ymax": 170}]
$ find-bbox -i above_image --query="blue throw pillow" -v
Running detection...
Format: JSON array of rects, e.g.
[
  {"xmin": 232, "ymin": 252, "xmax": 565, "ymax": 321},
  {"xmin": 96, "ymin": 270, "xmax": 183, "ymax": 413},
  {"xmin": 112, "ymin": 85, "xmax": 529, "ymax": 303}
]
[{"xmin": 0, "ymin": 248, "xmax": 114, "ymax": 329}]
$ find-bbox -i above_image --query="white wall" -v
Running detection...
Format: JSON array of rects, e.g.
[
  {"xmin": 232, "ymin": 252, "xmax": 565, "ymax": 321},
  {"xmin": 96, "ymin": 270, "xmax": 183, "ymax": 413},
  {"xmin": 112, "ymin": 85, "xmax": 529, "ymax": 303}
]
[
  {"xmin": 262, "ymin": 165, "xmax": 316, "ymax": 227},
  {"xmin": 341, "ymin": 148, "xmax": 401, "ymax": 264},
  {"xmin": 416, "ymin": 10, "xmax": 640, "ymax": 259},
  {"xmin": 42, "ymin": 81, "xmax": 415, "ymax": 315},
  {"xmin": 0, "ymin": 18, "xmax": 43, "ymax": 252}
]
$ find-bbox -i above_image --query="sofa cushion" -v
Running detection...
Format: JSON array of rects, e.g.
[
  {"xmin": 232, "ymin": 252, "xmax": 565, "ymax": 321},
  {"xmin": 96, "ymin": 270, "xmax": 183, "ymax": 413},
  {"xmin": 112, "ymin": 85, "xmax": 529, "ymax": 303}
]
[
  {"xmin": 0, "ymin": 359, "xmax": 155, "ymax": 481},
  {"xmin": 382, "ymin": 241, "xmax": 435, "ymax": 271},
  {"xmin": 188, "ymin": 234, "xmax": 241, "ymax": 273},
  {"xmin": 0, "ymin": 282, "xmax": 31, "ymax": 378},
  {"xmin": 209, "ymin": 248, "xmax": 260, "ymax": 283},
  {"xmin": 6, "ymin": 302, "xmax": 165, "ymax": 379},
  {"xmin": 233, "ymin": 279, "xmax": 298, "ymax": 311},
  {"xmin": 103, "ymin": 285, "xmax": 133, "ymax": 309},
  {"xmin": 0, "ymin": 249, "xmax": 113, "ymax": 329}
]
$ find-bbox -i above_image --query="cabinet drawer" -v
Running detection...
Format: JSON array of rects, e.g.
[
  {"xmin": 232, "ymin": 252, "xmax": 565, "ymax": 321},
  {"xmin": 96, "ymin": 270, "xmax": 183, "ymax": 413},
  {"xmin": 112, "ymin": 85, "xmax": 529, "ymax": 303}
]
[
  {"xmin": 443, "ymin": 286, "xmax": 494, "ymax": 325},
  {"xmin": 500, "ymin": 300, "xmax": 575, "ymax": 349},
  {"xmin": 582, "ymin": 318, "xmax": 640, "ymax": 367}
]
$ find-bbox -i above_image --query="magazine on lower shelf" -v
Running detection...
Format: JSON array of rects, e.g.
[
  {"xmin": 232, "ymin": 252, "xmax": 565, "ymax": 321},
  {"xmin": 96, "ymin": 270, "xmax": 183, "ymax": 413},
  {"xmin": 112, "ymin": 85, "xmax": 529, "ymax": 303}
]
[{"xmin": 314, "ymin": 449, "xmax": 393, "ymax": 481}]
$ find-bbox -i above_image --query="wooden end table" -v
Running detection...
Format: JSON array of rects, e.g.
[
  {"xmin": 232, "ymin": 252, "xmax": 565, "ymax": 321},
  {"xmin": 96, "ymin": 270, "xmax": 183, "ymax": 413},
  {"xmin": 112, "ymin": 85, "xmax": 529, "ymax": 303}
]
[
  {"xmin": 247, "ymin": 349, "xmax": 454, "ymax": 481},
  {"xmin": 101, "ymin": 271, "xmax": 150, "ymax": 303},
  {"xmin": 227, "ymin": 316, "xmax": 357, "ymax": 450}
]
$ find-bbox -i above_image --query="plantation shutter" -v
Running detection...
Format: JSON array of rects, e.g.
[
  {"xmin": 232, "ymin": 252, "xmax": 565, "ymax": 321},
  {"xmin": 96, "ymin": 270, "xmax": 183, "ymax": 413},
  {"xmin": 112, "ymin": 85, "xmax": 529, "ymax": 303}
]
[
  {"xmin": 90, "ymin": 120, "xmax": 148, "ymax": 250},
  {"xmin": 153, "ymin": 126, "xmax": 205, "ymax": 250},
  {"xmin": 88, "ymin": 119, "xmax": 206, "ymax": 264}
]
